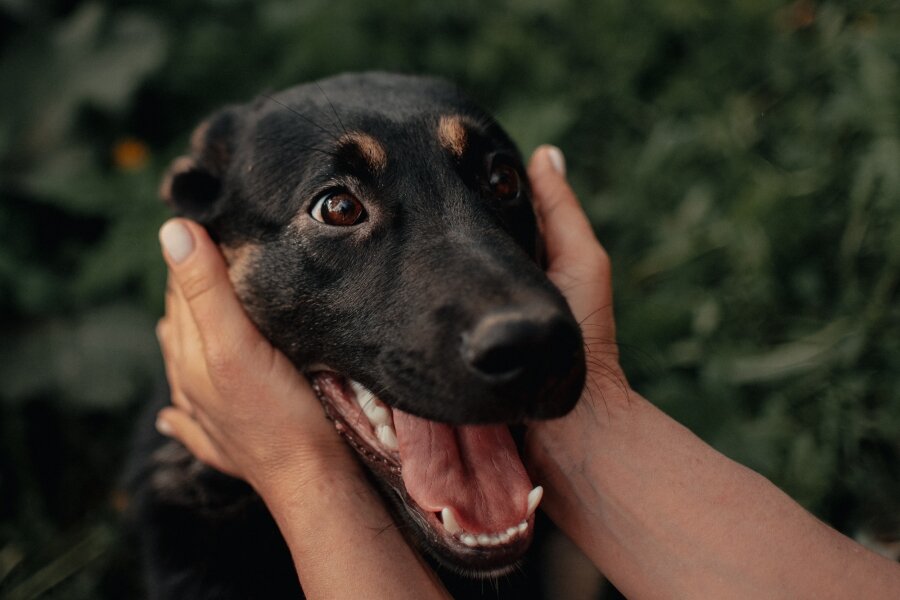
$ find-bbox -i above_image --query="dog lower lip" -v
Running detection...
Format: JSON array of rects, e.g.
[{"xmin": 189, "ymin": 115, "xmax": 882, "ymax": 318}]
[{"xmin": 307, "ymin": 369, "xmax": 540, "ymax": 571}]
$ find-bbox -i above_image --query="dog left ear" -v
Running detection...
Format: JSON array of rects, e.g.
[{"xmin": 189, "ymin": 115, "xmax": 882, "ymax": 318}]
[{"xmin": 160, "ymin": 107, "xmax": 242, "ymax": 223}]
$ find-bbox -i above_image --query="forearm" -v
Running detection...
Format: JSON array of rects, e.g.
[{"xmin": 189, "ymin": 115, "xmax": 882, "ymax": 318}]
[
  {"xmin": 257, "ymin": 459, "xmax": 450, "ymax": 600},
  {"xmin": 529, "ymin": 390, "xmax": 900, "ymax": 600}
]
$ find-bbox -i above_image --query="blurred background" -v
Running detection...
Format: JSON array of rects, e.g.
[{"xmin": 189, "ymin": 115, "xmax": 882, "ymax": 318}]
[{"xmin": 1, "ymin": 0, "xmax": 898, "ymax": 597}]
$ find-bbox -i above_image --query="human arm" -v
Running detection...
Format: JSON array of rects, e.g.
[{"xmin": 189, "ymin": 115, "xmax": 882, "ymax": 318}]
[
  {"xmin": 524, "ymin": 145, "xmax": 900, "ymax": 599},
  {"xmin": 155, "ymin": 219, "xmax": 449, "ymax": 600}
]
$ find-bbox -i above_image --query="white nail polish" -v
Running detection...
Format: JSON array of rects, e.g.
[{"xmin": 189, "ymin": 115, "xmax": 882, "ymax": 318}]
[
  {"xmin": 160, "ymin": 220, "xmax": 195, "ymax": 264},
  {"xmin": 155, "ymin": 416, "xmax": 174, "ymax": 437},
  {"xmin": 546, "ymin": 146, "xmax": 566, "ymax": 176}
]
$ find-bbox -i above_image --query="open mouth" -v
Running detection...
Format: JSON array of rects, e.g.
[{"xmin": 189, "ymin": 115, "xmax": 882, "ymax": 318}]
[{"xmin": 308, "ymin": 370, "xmax": 542, "ymax": 575}]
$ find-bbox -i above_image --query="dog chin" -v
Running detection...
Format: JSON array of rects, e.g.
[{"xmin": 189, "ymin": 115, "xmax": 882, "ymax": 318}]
[{"xmin": 306, "ymin": 368, "xmax": 542, "ymax": 574}]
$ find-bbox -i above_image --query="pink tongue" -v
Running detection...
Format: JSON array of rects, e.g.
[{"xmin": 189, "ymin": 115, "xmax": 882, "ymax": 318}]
[{"xmin": 392, "ymin": 409, "xmax": 533, "ymax": 533}]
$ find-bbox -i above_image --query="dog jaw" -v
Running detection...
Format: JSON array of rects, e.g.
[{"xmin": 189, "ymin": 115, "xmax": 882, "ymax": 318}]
[{"xmin": 309, "ymin": 370, "xmax": 545, "ymax": 573}]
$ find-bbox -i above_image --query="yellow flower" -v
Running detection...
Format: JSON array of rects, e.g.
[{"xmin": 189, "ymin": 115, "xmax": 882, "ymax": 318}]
[{"xmin": 113, "ymin": 138, "xmax": 150, "ymax": 171}]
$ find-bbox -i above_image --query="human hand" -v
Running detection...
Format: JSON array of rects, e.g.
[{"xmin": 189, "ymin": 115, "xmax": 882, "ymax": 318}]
[
  {"xmin": 155, "ymin": 218, "xmax": 358, "ymax": 495},
  {"xmin": 527, "ymin": 146, "xmax": 627, "ymax": 402},
  {"xmin": 523, "ymin": 146, "xmax": 633, "ymax": 530}
]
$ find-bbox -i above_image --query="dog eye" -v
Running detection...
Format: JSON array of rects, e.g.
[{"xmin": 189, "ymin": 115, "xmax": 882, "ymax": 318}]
[
  {"xmin": 310, "ymin": 191, "xmax": 367, "ymax": 226},
  {"xmin": 488, "ymin": 162, "xmax": 521, "ymax": 201}
]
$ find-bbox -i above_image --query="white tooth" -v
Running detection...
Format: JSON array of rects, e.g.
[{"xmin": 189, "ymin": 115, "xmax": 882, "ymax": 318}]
[
  {"xmin": 499, "ymin": 531, "xmax": 512, "ymax": 544},
  {"xmin": 506, "ymin": 526, "xmax": 518, "ymax": 537},
  {"xmin": 517, "ymin": 521, "xmax": 528, "ymax": 533},
  {"xmin": 441, "ymin": 508, "xmax": 462, "ymax": 535},
  {"xmin": 461, "ymin": 534, "xmax": 477, "ymax": 547},
  {"xmin": 350, "ymin": 380, "xmax": 370, "ymax": 403},
  {"xmin": 351, "ymin": 381, "xmax": 393, "ymax": 426},
  {"xmin": 376, "ymin": 425, "xmax": 399, "ymax": 451},
  {"xmin": 527, "ymin": 485, "xmax": 543, "ymax": 517},
  {"xmin": 366, "ymin": 404, "xmax": 391, "ymax": 426},
  {"xmin": 477, "ymin": 534, "xmax": 491, "ymax": 545},
  {"xmin": 492, "ymin": 534, "xmax": 503, "ymax": 546}
]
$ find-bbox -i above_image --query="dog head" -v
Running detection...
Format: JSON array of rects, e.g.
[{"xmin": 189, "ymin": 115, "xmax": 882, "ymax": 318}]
[{"xmin": 162, "ymin": 72, "xmax": 586, "ymax": 574}]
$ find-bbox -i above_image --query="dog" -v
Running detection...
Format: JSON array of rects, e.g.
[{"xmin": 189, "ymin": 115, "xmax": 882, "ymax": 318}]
[{"xmin": 129, "ymin": 72, "xmax": 587, "ymax": 599}]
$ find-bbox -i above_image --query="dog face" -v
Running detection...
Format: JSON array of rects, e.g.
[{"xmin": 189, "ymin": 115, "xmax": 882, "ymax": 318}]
[{"xmin": 162, "ymin": 72, "xmax": 586, "ymax": 574}]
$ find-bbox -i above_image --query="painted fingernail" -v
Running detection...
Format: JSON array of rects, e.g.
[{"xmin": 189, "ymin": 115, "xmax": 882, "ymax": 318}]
[
  {"xmin": 155, "ymin": 416, "xmax": 174, "ymax": 437},
  {"xmin": 546, "ymin": 145, "xmax": 566, "ymax": 176},
  {"xmin": 159, "ymin": 220, "xmax": 194, "ymax": 264}
]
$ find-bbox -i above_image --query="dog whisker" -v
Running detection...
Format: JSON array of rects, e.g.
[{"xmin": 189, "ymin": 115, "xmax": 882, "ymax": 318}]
[
  {"xmin": 314, "ymin": 82, "xmax": 348, "ymax": 137},
  {"xmin": 261, "ymin": 93, "xmax": 342, "ymax": 143},
  {"xmin": 253, "ymin": 134, "xmax": 341, "ymax": 161}
]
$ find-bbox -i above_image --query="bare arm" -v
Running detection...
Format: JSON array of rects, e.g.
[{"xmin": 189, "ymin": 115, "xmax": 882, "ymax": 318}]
[
  {"xmin": 156, "ymin": 219, "xmax": 449, "ymax": 600},
  {"xmin": 525, "ymin": 146, "xmax": 900, "ymax": 599},
  {"xmin": 529, "ymin": 388, "xmax": 900, "ymax": 599}
]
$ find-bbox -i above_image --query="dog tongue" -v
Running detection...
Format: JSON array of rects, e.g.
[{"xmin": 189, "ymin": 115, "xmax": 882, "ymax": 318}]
[{"xmin": 392, "ymin": 409, "xmax": 533, "ymax": 533}]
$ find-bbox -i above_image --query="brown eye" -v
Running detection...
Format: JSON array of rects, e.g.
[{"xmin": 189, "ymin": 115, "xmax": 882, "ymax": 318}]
[
  {"xmin": 489, "ymin": 162, "xmax": 521, "ymax": 201},
  {"xmin": 311, "ymin": 192, "xmax": 366, "ymax": 226}
]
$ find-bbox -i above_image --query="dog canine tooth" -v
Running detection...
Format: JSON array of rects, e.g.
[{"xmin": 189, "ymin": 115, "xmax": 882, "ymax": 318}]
[
  {"xmin": 350, "ymin": 380, "xmax": 393, "ymax": 427},
  {"xmin": 441, "ymin": 507, "xmax": 462, "ymax": 535},
  {"xmin": 526, "ymin": 485, "xmax": 543, "ymax": 517},
  {"xmin": 365, "ymin": 404, "xmax": 392, "ymax": 427},
  {"xmin": 376, "ymin": 424, "xmax": 399, "ymax": 451}
]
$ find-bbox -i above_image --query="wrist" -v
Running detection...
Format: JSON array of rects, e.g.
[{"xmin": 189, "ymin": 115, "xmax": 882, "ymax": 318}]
[
  {"xmin": 249, "ymin": 436, "xmax": 364, "ymax": 506},
  {"xmin": 525, "ymin": 385, "xmax": 647, "ymax": 528}
]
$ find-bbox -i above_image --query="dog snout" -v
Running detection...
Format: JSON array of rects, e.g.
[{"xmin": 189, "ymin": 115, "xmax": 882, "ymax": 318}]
[{"xmin": 461, "ymin": 309, "xmax": 582, "ymax": 389}]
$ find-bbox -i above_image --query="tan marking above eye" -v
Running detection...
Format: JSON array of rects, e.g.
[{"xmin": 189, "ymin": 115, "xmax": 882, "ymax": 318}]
[
  {"xmin": 339, "ymin": 132, "xmax": 387, "ymax": 172},
  {"xmin": 438, "ymin": 115, "xmax": 467, "ymax": 157}
]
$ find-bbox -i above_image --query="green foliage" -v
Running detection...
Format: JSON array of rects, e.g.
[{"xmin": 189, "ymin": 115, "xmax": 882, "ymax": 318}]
[{"xmin": 1, "ymin": 0, "xmax": 898, "ymax": 596}]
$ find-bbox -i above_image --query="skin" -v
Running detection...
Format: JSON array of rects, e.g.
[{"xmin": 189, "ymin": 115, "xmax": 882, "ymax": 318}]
[
  {"xmin": 157, "ymin": 145, "xmax": 900, "ymax": 599},
  {"xmin": 156, "ymin": 219, "xmax": 450, "ymax": 599}
]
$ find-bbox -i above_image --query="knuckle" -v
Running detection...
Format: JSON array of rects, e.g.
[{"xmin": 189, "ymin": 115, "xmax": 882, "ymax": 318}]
[
  {"xmin": 177, "ymin": 268, "xmax": 219, "ymax": 304},
  {"xmin": 156, "ymin": 319, "xmax": 169, "ymax": 344},
  {"xmin": 587, "ymin": 245, "xmax": 612, "ymax": 274},
  {"xmin": 203, "ymin": 342, "xmax": 243, "ymax": 387}
]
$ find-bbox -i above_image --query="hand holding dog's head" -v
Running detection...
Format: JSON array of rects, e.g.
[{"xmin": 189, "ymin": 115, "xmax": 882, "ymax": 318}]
[{"xmin": 160, "ymin": 73, "xmax": 587, "ymax": 572}]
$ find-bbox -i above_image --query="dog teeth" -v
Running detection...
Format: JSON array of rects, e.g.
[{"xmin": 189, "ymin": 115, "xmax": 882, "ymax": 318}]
[
  {"xmin": 441, "ymin": 507, "xmax": 462, "ymax": 535},
  {"xmin": 526, "ymin": 486, "xmax": 543, "ymax": 517},
  {"xmin": 349, "ymin": 381, "xmax": 392, "ymax": 426},
  {"xmin": 349, "ymin": 380, "xmax": 398, "ymax": 451},
  {"xmin": 440, "ymin": 507, "xmax": 531, "ymax": 548},
  {"xmin": 376, "ymin": 424, "xmax": 399, "ymax": 451}
]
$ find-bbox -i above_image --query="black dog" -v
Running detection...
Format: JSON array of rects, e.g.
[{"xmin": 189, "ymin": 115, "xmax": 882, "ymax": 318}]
[{"xmin": 130, "ymin": 72, "xmax": 586, "ymax": 598}]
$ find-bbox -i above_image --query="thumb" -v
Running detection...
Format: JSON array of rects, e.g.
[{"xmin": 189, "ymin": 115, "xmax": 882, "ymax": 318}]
[
  {"xmin": 527, "ymin": 145, "xmax": 605, "ymax": 269},
  {"xmin": 159, "ymin": 218, "xmax": 261, "ymax": 359},
  {"xmin": 527, "ymin": 146, "xmax": 614, "ymax": 333}
]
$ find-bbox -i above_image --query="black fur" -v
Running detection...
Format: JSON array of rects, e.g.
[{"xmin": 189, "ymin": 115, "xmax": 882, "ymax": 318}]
[{"xmin": 130, "ymin": 72, "xmax": 586, "ymax": 598}]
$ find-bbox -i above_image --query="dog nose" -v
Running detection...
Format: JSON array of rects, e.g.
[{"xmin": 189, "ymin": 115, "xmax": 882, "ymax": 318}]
[{"xmin": 461, "ymin": 310, "xmax": 581, "ymax": 385}]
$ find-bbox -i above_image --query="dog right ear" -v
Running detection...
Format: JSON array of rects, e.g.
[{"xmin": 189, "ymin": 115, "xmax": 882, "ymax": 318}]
[{"xmin": 160, "ymin": 107, "xmax": 242, "ymax": 223}]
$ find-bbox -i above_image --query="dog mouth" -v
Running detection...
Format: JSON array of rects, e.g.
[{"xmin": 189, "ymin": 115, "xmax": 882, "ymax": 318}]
[{"xmin": 308, "ymin": 370, "xmax": 542, "ymax": 575}]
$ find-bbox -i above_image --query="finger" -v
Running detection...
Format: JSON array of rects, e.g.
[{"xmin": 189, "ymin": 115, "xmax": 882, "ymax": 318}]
[
  {"xmin": 527, "ymin": 146, "xmax": 608, "ymax": 267},
  {"xmin": 167, "ymin": 269, "xmax": 218, "ymax": 404},
  {"xmin": 156, "ymin": 318, "xmax": 194, "ymax": 414},
  {"xmin": 167, "ymin": 272, "xmax": 204, "ymax": 363},
  {"xmin": 155, "ymin": 408, "xmax": 237, "ymax": 478},
  {"xmin": 159, "ymin": 219, "xmax": 265, "ymax": 365}
]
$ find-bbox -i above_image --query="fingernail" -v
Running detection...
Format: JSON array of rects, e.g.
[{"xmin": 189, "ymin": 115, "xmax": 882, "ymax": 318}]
[
  {"xmin": 155, "ymin": 415, "xmax": 174, "ymax": 437},
  {"xmin": 546, "ymin": 145, "xmax": 566, "ymax": 176},
  {"xmin": 159, "ymin": 220, "xmax": 194, "ymax": 264}
]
